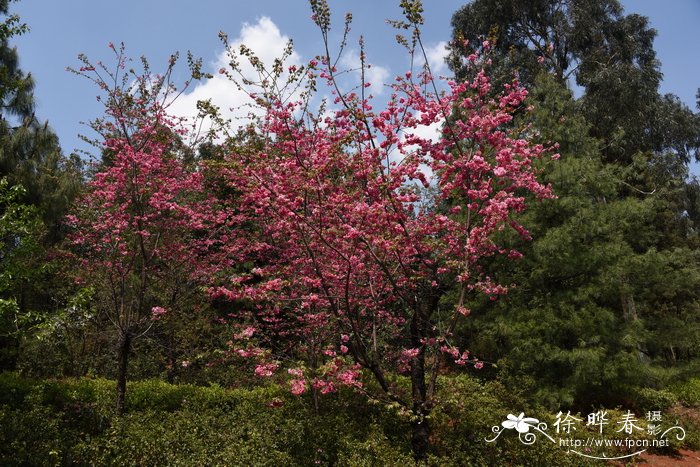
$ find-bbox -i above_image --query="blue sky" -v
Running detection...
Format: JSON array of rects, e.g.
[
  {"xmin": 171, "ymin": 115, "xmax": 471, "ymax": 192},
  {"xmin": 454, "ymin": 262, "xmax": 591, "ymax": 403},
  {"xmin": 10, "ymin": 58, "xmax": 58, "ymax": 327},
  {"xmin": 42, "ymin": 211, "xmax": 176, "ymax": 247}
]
[{"xmin": 10, "ymin": 0, "xmax": 700, "ymax": 172}]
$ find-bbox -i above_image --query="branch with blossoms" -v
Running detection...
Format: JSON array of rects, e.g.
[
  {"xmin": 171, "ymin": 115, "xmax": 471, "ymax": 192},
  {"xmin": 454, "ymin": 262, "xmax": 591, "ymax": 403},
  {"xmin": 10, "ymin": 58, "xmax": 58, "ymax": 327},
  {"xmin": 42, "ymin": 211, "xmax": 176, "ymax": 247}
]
[{"xmin": 68, "ymin": 42, "xmax": 215, "ymax": 160}]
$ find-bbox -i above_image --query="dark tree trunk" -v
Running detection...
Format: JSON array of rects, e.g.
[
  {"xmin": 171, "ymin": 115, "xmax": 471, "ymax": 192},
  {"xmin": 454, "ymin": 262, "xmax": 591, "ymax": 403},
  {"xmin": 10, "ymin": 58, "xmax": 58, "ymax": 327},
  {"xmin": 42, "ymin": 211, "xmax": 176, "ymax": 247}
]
[
  {"xmin": 309, "ymin": 339, "xmax": 321, "ymax": 413},
  {"xmin": 411, "ymin": 357, "xmax": 430, "ymax": 461},
  {"xmin": 116, "ymin": 332, "xmax": 131, "ymax": 415},
  {"xmin": 166, "ymin": 331, "xmax": 175, "ymax": 384},
  {"xmin": 410, "ymin": 301, "xmax": 431, "ymax": 461},
  {"xmin": 412, "ymin": 417, "xmax": 430, "ymax": 462}
]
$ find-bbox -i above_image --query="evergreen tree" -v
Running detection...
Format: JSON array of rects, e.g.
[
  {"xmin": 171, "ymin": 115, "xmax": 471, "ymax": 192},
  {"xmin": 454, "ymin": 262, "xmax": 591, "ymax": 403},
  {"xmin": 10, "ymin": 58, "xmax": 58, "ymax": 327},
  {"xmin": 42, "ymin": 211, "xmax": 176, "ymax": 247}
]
[
  {"xmin": 449, "ymin": 0, "xmax": 700, "ymax": 165},
  {"xmin": 0, "ymin": 0, "xmax": 81, "ymax": 369},
  {"xmin": 447, "ymin": 2, "xmax": 700, "ymax": 408},
  {"xmin": 457, "ymin": 73, "xmax": 700, "ymax": 409}
]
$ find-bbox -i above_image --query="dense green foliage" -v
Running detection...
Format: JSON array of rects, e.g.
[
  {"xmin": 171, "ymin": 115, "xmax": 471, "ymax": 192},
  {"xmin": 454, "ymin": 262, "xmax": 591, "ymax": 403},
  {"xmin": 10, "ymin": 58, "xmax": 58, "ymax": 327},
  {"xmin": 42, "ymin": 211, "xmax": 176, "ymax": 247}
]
[
  {"xmin": 448, "ymin": 0, "xmax": 700, "ymax": 411},
  {"xmin": 0, "ymin": 0, "xmax": 81, "ymax": 371},
  {"xmin": 2, "ymin": 372, "xmax": 664, "ymax": 466},
  {"xmin": 456, "ymin": 73, "xmax": 700, "ymax": 409}
]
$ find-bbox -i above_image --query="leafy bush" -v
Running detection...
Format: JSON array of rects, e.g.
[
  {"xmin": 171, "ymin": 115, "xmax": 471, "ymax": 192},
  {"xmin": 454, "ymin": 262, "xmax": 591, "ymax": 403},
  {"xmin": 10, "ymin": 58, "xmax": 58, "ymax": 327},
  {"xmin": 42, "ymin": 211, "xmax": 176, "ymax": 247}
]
[
  {"xmin": 631, "ymin": 387, "xmax": 678, "ymax": 412},
  {"xmin": 0, "ymin": 403, "xmax": 67, "ymax": 465},
  {"xmin": 0, "ymin": 372, "xmax": 693, "ymax": 465},
  {"xmin": 671, "ymin": 378, "xmax": 700, "ymax": 407}
]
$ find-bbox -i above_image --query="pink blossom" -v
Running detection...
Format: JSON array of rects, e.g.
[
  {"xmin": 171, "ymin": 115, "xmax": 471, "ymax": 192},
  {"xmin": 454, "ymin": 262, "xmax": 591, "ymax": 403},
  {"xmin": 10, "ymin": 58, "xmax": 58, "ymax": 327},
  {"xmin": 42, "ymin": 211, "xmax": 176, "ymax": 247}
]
[
  {"xmin": 254, "ymin": 362, "xmax": 278, "ymax": 377},
  {"xmin": 198, "ymin": 41, "xmax": 556, "ymax": 412},
  {"xmin": 337, "ymin": 369, "xmax": 361, "ymax": 387},
  {"xmin": 151, "ymin": 306, "xmax": 167, "ymax": 320},
  {"xmin": 312, "ymin": 379, "xmax": 336, "ymax": 394},
  {"xmin": 507, "ymin": 250, "xmax": 523, "ymax": 260},
  {"xmin": 290, "ymin": 378, "xmax": 307, "ymax": 395},
  {"xmin": 240, "ymin": 326, "xmax": 256, "ymax": 338}
]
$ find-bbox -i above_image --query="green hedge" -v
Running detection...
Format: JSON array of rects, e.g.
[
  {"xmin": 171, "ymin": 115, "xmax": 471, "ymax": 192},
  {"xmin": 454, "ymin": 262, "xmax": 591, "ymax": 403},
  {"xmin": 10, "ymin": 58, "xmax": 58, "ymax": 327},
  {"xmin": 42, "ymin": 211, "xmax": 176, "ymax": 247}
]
[
  {"xmin": 671, "ymin": 378, "xmax": 700, "ymax": 407},
  {"xmin": 3, "ymin": 372, "xmax": 691, "ymax": 465}
]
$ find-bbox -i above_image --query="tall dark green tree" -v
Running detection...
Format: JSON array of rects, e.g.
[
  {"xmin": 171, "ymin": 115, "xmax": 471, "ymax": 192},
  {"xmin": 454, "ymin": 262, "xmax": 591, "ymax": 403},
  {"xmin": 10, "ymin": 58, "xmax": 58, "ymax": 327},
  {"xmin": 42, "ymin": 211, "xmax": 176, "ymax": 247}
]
[
  {"xmin": 0, "ymin": 1, "xmax": 81, "ymax": 237},
  {"xmin": 448, "ymin": 0, "xmax": 700, "ymax": 409},
  {"xmin": 449, "ymin": 0, "xmax": 700, "ymax": 165},
  {"xmin": 455, "ymin": 74, "xmax": 700, "ymax": 408},
  {"xmin": 0, "ymin": 0, "xmax": 81, "ymax": 369}
]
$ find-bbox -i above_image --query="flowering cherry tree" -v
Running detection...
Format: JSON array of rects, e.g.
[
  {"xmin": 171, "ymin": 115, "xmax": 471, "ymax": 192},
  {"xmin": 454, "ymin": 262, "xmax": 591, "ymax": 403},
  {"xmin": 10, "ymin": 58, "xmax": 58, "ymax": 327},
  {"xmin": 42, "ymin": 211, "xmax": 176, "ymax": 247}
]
[
  {"xmin": 210, "ymin": 1, "xmax": 557, "ymax": 459},
  {"xmin": 67, "ymin": 47, "xmax": 218, "ymax": 413}
]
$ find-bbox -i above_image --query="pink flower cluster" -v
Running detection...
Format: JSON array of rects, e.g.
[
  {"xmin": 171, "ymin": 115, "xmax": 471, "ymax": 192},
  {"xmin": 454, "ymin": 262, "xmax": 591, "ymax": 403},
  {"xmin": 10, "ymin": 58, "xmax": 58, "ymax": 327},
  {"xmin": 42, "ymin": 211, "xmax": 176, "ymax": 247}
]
[
  {"xmin": 287, "ymin": 368, "xmax": 307, "ymax": 395},
  {"xmin": 151, "ymin": 306, "xmax": 167, "ymax": 320},
  {"xmin": 254, "ymin": 362, "xmax": 278, "ymax": 378}
]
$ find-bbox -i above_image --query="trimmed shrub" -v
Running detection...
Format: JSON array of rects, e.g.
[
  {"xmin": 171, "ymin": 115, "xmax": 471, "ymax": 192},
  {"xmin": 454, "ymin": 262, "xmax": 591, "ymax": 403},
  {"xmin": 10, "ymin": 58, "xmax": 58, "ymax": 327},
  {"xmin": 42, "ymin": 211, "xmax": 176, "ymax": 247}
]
[{"xmin": 0, "ymin": 372, "xmax": 692, "ymax": 465}]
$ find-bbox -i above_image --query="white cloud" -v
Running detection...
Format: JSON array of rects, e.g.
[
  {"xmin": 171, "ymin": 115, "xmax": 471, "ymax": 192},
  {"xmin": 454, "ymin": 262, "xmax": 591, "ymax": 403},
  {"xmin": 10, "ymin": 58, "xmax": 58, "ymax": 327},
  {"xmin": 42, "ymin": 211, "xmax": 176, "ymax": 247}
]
[
  {"xmin": 338, "ymin": 49, "xmax": 391, "ymax": 95},
  {"xmin": 381, "ymin": 111, "xmax": 444, "ymax": 186},
  {"xmin": 410, "ymin": 114, "xmax": 444, "ymax": 147},
  {"xmin": 422, "ymin": 40, "xmax": 449, "ymax": 76},
  {"xmin": 228, "ymin": 17, "xmax": 301, "ymax": 72},
  {"xmin": 400, "ymin": 112, "xmax": 444, "ymax": 182},
  {"xmin": 167, "ymin": 17, "xmax": 302, "ymax": 141}
]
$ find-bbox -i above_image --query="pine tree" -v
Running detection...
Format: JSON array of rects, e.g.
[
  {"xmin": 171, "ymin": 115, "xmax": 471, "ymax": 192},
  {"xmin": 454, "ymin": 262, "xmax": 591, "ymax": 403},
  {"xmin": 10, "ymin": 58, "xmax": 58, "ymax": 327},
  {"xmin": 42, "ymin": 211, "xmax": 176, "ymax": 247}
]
[
  {"xmin": 449, "ymin": 0, "xmax": 700, "ymax": 165},
  {"xmin": 457, "ymin": 72, "xmax": 700, "ymax": 409},
  {"xmin": 0, "ymin": 0, "xmax": 81, "ymax": 369}
]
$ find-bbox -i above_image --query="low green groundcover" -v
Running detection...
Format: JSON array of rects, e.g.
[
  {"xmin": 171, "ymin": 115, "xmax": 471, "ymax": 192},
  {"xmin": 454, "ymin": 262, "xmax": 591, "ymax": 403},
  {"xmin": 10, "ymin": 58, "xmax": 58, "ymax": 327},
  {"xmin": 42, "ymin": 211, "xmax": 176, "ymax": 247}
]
[{"xmin": 2, "ymin": 372, "xmax": 695, "ymax": 466}]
